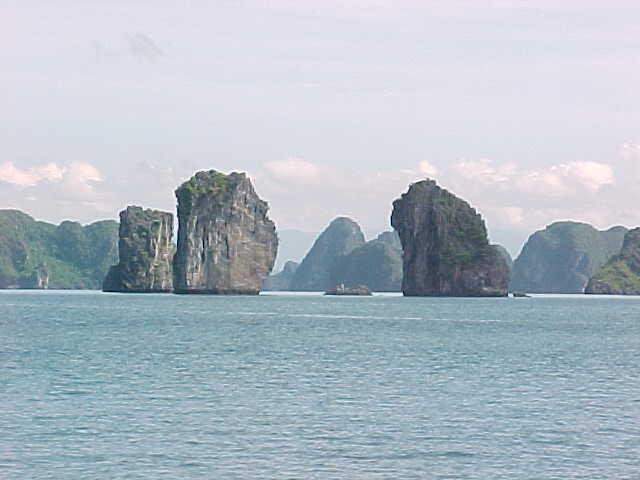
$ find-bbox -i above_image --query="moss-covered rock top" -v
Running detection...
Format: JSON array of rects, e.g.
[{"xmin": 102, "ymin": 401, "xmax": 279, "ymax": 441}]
[
  {"xmin": 175, "ymin": 170, "xmax": 238, "ymax": 217},
  {"xmin": 182, "ymin": 170, "xmax": 229, "ymax": 195}
]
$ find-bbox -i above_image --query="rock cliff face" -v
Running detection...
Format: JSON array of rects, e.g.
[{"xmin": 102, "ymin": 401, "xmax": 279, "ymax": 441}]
[
  {"xmin": 585, "ymin": 228, "xmax": 640, "ymax": 294},
  {"xmin": 493, "ymin": 245, "xmax": 513, "ymax": 272},
  {"xmin": 289, "ymin": 217, "xmax": 365, "ymax": 291},
  {"xmin": 0, "ymin": 209, "xmax": 118, "ymax": 289},
  {"xmin": 331, "ymin": 231, "xmax": 403, "ymax": 292},
  {"xmin": 262, "ymin": 261, "xmax": 299, "ymax": 291},
  {"xmin": 391, "ymin": 179, "xmax": 509, "ymax": 297},
  {"xmin": 103, "ymin": 206, "xmax": 174, "ymax": 293},
  {"xmin": 173, "ymin": 170, "xmax": 277, "ymax": 294},
  {"xmin": 511, "ymin": 222, "xmax": 627, "ymax": 293}
]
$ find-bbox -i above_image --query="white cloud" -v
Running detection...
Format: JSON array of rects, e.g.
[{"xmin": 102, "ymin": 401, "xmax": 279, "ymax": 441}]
[
  {"xmin": 418, "ymin": 160, "xmax": 438, "ymax": 177},
  {"xmin": 64, "ymin": 162, "xmax": 102, "ymax": 193},
  {"xmin": 455, "ymin": 158, "xmax": 515, "ymax": 185},
  {"xmin": 264, "ymin": 158, "xmax": 321, "ymax": 184},
  {"xmin": 453, "ymin": 158, "xmax": 614, "ymax": 196},
  {"xmin": 0, "ymin": 162, "xmax": 63, "ymax": 187},
  {"xmin": 551, "ymin": 161, "xmax": 614, "ymax": 192}
]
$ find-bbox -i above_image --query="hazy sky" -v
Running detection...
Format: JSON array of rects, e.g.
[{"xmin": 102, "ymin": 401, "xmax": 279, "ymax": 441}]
[{"xmin": 3, "ymin": 0, "xmax": 640, "ymax": 255}]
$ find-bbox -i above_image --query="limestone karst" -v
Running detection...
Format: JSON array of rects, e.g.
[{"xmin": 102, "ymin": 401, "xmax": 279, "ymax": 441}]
[
  {"xmin": 103, "ymin": 206, "xmax": 174, "ymax": 293},
  {"xmin": 173, "ymin": 170, "xmax": 277, "ymax": 294},
  {"xmin": 391, "ymin": 179, "xmax": 509, "ymax": 297}
]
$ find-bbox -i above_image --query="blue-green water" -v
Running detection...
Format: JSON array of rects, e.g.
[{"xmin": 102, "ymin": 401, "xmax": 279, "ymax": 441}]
[{"xmin": 2, "ymin": 291, "xmax": 640, "ymax": 479}]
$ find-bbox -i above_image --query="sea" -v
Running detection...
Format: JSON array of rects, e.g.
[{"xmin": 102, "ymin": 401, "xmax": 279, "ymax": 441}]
[{"xmin": 2, "ymin": 291, "xmax": 640, "ymax": 479}]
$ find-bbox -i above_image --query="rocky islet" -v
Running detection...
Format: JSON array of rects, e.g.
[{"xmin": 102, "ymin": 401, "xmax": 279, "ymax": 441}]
[
  {"xmin": 391, "ymin": 179, "xmax": 510, "ymax": 297},
  {"xmin": 172, "ymin": 170, "xmax": 278, "ymax": 294},
  {"xmin": 103, "ymin": 206, "xmax": 174, "ymax": 293}
]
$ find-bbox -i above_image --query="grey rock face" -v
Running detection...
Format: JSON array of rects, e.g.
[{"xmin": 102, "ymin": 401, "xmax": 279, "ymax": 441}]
[
  {"xmin": 103, "ymin": 206, "xmax": 174, "ymax": 293},
  {"xmin": 262, "ymin": 261, "xmax": 299, "ymax": 291},
  {"xmin": 391, "ymin": 179, "xmax": 509, "ymax": 297},
  {"xmin": 173, "ymin": 170, "xmax": 277, "ymax": 294},
  {"xmin": 289, "ymin": 217, "xmax": 365, "ymax": 291}
]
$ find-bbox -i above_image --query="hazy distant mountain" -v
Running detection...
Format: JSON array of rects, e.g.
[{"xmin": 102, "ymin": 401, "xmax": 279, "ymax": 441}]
[
  {"xmin": 262, "ymin": 261, "xmax": 299, "ymax": 291},
  {"xmin": 289, "ymin": 218, "xmax": 365, "ymax": 291},
  {"xmin": 512, "ymin": 221, "xmax": 628, "ymax": 293},
  {"xmin": 273, "ymin": 229, "xmax": 319, "ymax": 272},
  {"xmin": 331, "ymin": 231, "xmax": 402, "ymax": 292},
  {"xmin": 0, "ymin": 210, "xmax": 119, "ymax": 289}
]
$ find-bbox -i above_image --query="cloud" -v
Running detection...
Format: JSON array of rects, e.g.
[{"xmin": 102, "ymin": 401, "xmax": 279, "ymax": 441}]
[
  {"xmin": 453, "ymin": 158, "xmax": 614, "ymax": 197},
  {"xmin": 418, "ymin": 160, "xmax": 438, "ymax": 177},
  {"xmin": 551, "ymin": 161, "xmax": 614, "ymax": 192},
  {"xmin": 0, "ymin": 162, "xmax": 63, "ymax": 187},
  {"xmin": 264, "ymin": 158, "xmax": 321, "ymax": 184},
  {"xmin": 455, "ymin": 158, "xmax": 515, "ymax": 185},
  {"xmin": 62, "ymin": 162, "xmax": 103, "ymax": 195}
]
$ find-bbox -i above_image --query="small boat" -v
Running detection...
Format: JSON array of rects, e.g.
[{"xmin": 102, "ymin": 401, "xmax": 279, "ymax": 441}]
[{"xmin": 324, "ymin": 284, "xmax": 372, "ymax": 296}]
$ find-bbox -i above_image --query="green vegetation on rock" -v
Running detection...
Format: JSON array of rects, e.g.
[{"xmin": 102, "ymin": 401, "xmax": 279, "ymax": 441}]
[
  {"xmin": 512, "ymin": 222, "xmax": 627, "ymax": 293},
  {"xmin": 176, "ymin": 170, "xmax": 230, "ymax": 217},
  {"xmin": 585, "ymin": 228, "xmax": 640, "ymax": 295},
  {"xmin": 0, "ymin": 210, "xmax": 118, "ymax": 289}
]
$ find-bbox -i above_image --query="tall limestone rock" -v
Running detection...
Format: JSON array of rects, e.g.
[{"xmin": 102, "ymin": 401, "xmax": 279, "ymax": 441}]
[
  {"xmin": 585, "ymin": 228, "xmax": 640, "ymax": 294},
  {"xmin": 289, "ymin": 217, "xmax": 365, "ymax": 291},
  {"xmin": 331, "ymin": 231, "xmax": 403, "ymax": 292},
  {"xmin": 173, "ymin": 170, "xmax": 277, "ymax": 294},
  {"xmin": 103, "ymin": 206, "xmax": 174, "ymax": 292},
  {"xmin": 391, "ymin": 179, "xmax": 509, "ymax": 297},
  {"xmin": 512, "ymin": 222, "xmax": 627, "ymax": 293}
]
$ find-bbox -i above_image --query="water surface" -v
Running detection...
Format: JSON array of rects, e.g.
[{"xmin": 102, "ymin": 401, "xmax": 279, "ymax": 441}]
[{"xmin": 2, "ymin": 291, "xmax": 640, "ymax": 479}]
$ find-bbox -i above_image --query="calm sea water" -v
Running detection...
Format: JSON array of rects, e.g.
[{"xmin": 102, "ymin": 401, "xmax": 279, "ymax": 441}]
[{"xmin": 1, "ymin": 291, "xmax": 640, "ymax": 479}]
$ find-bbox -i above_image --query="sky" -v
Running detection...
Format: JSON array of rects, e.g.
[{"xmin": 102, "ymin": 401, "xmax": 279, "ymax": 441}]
[{"xmin": 3, "ymin": 0, "xmax": 640, "ymax": 257}]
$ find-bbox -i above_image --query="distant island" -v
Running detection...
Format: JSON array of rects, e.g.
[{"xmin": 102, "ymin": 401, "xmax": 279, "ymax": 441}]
[
  {"xmin": 585, "ymin": 228, "xmax": 640, "ymax": 295},
  {"xmin": 2, "ymin": 170, "xmax": 639, "ymax": 296},
  {"xmin": 511, "ymin": 222, "xmax": 627, "ymax": 294},
  {"xmin": 0, "ymin": 210, "xmax": 118, "ymax": 289}
]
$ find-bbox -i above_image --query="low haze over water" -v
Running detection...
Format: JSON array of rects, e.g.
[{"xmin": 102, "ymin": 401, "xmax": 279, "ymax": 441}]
[{"xmin": 2, "ymin": 292, "xmax": 640, "ymax": 479}]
